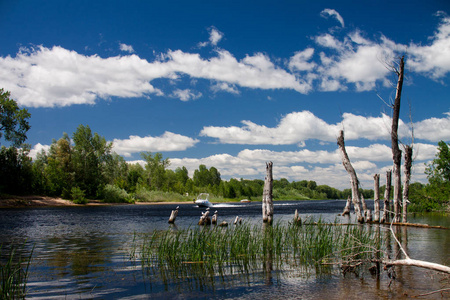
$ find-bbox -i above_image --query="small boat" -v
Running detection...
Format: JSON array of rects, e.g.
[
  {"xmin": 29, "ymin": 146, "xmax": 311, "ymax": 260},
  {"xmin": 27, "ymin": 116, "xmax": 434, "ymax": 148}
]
[
  {"xmin": 240, "ymin": 199, "xmax": 251, "ymax": 203},
  {"xmin": 195, "ymin": 193, "xmax": 213, "ymax": 208}
]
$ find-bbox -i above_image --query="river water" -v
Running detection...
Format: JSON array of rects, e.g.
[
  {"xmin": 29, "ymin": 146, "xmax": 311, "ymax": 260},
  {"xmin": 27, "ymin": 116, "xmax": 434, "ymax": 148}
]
[{"xmin": 0, "ymin": 200, "xmax": 449, "ymax": 299}]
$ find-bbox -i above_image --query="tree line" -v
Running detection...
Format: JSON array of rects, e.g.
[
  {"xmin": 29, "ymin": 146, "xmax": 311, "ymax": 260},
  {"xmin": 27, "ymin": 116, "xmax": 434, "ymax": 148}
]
[{"xmin": 0, "ymin": 88, "xmax": 449, "ymax": 209}]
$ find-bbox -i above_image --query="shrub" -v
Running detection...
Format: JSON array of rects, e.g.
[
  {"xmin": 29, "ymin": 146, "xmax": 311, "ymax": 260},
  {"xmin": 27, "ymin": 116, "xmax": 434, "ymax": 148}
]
[
  {"xmin": 102, "ymin": 184, "xmax": 133, "ymax": 203},
  {"xmin": 71, "ymin": 186, "xmax": 88, "ymax": 204}
]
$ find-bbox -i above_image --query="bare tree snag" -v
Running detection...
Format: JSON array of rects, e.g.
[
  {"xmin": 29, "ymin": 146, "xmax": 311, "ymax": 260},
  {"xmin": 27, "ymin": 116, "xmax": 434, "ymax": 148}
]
[
  {"xmin": 337, "ymin": 130, "xmax": 364, "ymax": 223},
  {"xmin": 293, "ymin": 209, "xmax": 302, "ymax": 225},
  {"xmin": 391, "ymin": 56, "xmax": 405, "ymax": 223},
  {"xmin": 262, "ymin": 162, "xmax": 274, "ymax": 224},
  {"xmin": 402, "ymin": 145, "xmax": 412, "ymax": 223},
  {"xmin": 373, "ymin": 174, "xmax": 380, "ymax": 222},
  {"xmin": 381, "ymin": 170, "xmax": 392, "ymax": 223},
  {"xmin": 342, "ymin": 196, "xmax": 351, "ymax": 216}
]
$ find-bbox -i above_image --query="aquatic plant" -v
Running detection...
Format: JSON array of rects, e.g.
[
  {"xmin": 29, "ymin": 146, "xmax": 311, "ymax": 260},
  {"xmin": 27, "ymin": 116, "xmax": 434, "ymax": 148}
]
[
  {"xmin": 135, "ymin": 221, "xmax": 383, "ymax": 290},
  {"xmin": 0, "ymin": 245, "xmax": 33, "ymax": 299}
]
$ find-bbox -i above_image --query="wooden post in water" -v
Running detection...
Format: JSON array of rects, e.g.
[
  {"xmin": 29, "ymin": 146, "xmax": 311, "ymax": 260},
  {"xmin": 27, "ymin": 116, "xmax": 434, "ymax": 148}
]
[
  {"xmin": 402, "ymin": 145, "xmax": 412, "ymax": 223},
  {"xmin": 361, "ymin": 194, "xmax": 371, "ymax": 222},
  {"xmin": 381, "ymin": 170, "xmax": 392, "ymax": 223},
  {"xmin": 168, "ymin": 206, "xmax": 179, "ymax": 224},
  {"xmin": 373, "ymin": 174, "xmax": 380, "ymax": 222},
  {"xmin": 262, "ymin": 162, "xmax": 274, "ymax": 224},
  {"xmin": 198, "ymin": 209, "xmax": 211, "ymax": 225}
]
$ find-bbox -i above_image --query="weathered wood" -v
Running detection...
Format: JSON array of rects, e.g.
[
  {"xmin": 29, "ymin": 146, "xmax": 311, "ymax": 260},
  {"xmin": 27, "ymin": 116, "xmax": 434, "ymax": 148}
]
[
  {"xmin": 402, "ymin": 145, "xmax": 412, "ymax": 223},
  {"xmin": 337, "ymin": 130, "xmax": 364, "ymax": 223},
  {"xmin": 293, "ymin": 209, "xmax": 302, "ymax": 225},
  {"xmin": 381, "ymin": 170, "xmax": 392, "ymax": 223},
  {"xmin": 342, "ymin": 196, "xmax": 351, "ymax": 216},
  {"xmin": 198, "ymin": 210, "xmax": 211, "ymax": 225},
  {"xmin": 211, "ymin": 210, "xmax": 218, "ymax": 225},
  {"xmin": 234, "ymin": 216, "xmax": 242, "ymax": 225},
  {"xmin": 373, "ymin": 174, "xmax": 380, "ymax": 222},
  {"xmin": 168, "ymin": 206, "xmax": 179, "ymax": 224},
  {"xmin": 361, "ymin": 194, "xmax": 371, "ymax": 221},
  {"xmin": 262, "ymin": 162, "xmax": 274, "ymax": 224},
  {"xmin": 391, "ymin": 56, "xmax": 405, "ymax": 223}
]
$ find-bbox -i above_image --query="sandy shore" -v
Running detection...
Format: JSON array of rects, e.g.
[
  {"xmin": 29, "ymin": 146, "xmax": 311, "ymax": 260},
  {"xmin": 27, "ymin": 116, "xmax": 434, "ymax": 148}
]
[{"xmin": 0, "ymin": 195, "xmax": 192, "ymax": 208}]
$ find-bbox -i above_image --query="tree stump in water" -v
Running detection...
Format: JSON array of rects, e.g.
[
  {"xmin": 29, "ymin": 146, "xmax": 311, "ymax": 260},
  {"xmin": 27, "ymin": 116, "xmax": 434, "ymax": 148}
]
[
  {"xmin": 262, "ymin": 162, "xmax": 274, "ymax": 224},
  {"xmin": 168, "ymin": 206, "xmax": 179, "ymax": 224},
  {"xmin": 342, "ymin": 196, "xmax": 351, "ymax": 216},
  {"xmin": 373, "ymin": 174, "xmax": 380, "ymax": 222}
]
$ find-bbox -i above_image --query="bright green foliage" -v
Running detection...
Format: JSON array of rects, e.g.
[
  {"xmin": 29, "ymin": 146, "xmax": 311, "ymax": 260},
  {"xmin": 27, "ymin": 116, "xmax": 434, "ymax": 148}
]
[
  {"xmin": 0, "ymin": 89, "xmax": 31, "ymax": 147},
  {"xmin": 45, "ymin": 134, "xmax": 74, "ymax": 197},
  {"xmin": 101, "ymin": 184, "xmax": 132, "ymax": 203},
  {"xmin": 71, "ymin": 186, "xmax": 87, "ymax": 204},
  {"xmin": 409, "ymin": 141, "xmax": 450, "ymax": 211},
  {"xmin": 72, "ymin": 125, "xmax": 113, "ymax": 198},
  {"xmin": 141, "ymin": 152, "xmax": 170, "ymax": 191},
  {"xmin": 426, "ymin": 141, "xmax": 450, "ymax": 184},
  {"xmin": 193, "ymin": 164, "xmax": 221, "ymax": 187}
]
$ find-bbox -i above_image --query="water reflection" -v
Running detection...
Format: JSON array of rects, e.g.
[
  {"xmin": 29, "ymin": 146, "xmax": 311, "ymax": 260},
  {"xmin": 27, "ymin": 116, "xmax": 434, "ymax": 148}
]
[{"xmin": 0, "ymin": 201, "xmax": 448, "ymax": 299}]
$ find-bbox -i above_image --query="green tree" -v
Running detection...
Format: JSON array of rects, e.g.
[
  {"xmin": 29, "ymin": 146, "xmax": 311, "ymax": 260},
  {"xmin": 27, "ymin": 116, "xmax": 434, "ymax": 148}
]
[
  {"xmin": 141, "ymin": 152, "xmax": 170, "ymax": 191},
  {"xmin": 426, "ymin": 141, "xmax": 450, "ymax": 183},
  {"xmin": 72, "ymin": 125, "xmax": 113, "ymax": 198},
  {"xmin": 45, "ymin": 134, "xmax": 74, "ymax": 197},
  {"xmin": 0, "ymin": 89, "xmax": 31, "ymax": 146}
]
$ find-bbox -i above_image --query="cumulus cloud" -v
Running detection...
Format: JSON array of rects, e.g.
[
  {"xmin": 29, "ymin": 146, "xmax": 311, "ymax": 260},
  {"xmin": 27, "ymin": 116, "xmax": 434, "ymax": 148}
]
[
  {"xmin": 288, "ymin": 48, "xmax": 316, "ymax": 72},
  {"xmin": 200, "ymin": 110, "xmax": 421, "ymax": 145},
  {"xmin": 320, "ymin": 9, "xmax": 345, "ymax": 27},
  {"xmin": 0, "ymin": 46, "xmax": 167, "ymax": 107},
  {"xmin": 408, "ymin": 13, "xmax": 450, "ymax": 78},
  {"xmin": 119, "ymin": 43, "xmax": 135, "ymax": 53},
  {"xmin": 112, "ymin": 132, "xmax": 199, "ymax": 157},
  {"xmin": 28, "ymin": 143, "xmax": 51, "ymax": 160},
  {"xmin": 209, "ymin": 27, "xmax": 223, "ymax": 46}
]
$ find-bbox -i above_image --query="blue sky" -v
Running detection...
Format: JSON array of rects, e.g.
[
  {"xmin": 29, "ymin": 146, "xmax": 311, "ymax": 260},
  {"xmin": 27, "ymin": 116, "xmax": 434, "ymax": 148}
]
[{"xmin": 1, "ymin": 0, "xmax": 450, "ymax": 189}]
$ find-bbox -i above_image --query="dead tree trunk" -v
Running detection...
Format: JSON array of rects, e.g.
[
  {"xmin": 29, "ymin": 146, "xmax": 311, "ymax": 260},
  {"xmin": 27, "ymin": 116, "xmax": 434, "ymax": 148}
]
[
  {"xmin": 381, "ymin": 170, "xmax": 392, "ymax": 223},
  {"xmin": 337, "ymin": 130, "xmax": 364, "ymax": 223},
  {"xmin": 402, "ymin": 145, "xmax": 413, "ymax": 223},
  {"xmin": 342, "ymin": 196, "xmax": 351, "ymax": 216},
  {"xmin": 361, "ymin": 194, "xmax": 371, "ymax": 221},
  {"xmin": 391, "ymin": 56, "xmax": 405, "ymax": 223},
  {"xmin": 262, "ymin": 162, "xmax": 274, "ymax": 224},
  {"xmin": 373, "ymin": 174, "xmax": 380, "ymax": 222}
]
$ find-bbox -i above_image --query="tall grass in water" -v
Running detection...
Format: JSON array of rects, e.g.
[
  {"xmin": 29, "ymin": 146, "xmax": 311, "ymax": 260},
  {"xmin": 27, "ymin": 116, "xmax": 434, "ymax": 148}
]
[
  {"xmin": 0, "ymin": 245, "xmax": 33, "ymax": 299},
  {"xmin": 137, "ymin": 221, "xmax": 382, "ymax": 290}
]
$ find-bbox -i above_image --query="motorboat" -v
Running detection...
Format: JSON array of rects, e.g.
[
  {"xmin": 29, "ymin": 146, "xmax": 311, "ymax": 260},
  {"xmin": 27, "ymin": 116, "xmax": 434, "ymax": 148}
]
[
  {"xmin": 240, "ymin": 199, "xmax": 251, "ymax": 203},
  {"xmin": 195, "ymin": 193, "xmax": 213, "ymax": 208}
]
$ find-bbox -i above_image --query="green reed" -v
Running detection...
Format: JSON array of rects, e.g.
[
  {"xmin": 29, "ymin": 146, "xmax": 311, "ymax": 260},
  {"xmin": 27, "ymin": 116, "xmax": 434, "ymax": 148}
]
[
  {"xmin": 0, "ymin": 245, "xmax": 33, "ymax": 299},
  {"xmin": 136, "ymin": 221, "xmax": 383, "ymax": 289}
]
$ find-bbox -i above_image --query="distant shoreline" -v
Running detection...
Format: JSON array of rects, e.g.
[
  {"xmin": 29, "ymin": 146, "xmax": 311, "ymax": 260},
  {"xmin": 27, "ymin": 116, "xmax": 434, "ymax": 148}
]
[{"xmin": 0, "ymin": 195, "xmax": 191, "ymax": 208}]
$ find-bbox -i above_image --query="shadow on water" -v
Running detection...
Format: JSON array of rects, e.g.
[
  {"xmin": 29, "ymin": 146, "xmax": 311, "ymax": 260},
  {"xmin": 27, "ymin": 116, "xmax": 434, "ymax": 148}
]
[{"xmin": 0, "ymin": 200, "xmax": 449, "ymax": 299}]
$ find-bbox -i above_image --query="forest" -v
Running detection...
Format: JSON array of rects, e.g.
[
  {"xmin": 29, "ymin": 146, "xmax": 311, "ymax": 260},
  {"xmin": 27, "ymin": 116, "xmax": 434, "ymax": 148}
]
[{"xmin": 0, "ymin": 88, "xmax": 449, "ymax": 211}]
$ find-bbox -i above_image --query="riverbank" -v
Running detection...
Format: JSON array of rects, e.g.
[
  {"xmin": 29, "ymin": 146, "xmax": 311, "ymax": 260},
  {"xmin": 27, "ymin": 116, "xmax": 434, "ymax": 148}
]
[{"xmin": 0, "ymin": 195, "xmax": 196, "ymax": 208}]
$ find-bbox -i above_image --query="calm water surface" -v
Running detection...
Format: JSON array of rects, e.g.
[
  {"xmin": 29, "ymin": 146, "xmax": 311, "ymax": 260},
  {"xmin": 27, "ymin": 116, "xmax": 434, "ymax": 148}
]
[{"xmin": 0, "ymin": 200, "xmax": 449, "ymax": 299}]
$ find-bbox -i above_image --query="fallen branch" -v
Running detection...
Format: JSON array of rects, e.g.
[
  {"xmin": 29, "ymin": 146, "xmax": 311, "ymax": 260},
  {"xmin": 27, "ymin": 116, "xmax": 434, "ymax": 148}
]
[{"xmin": 385, "ymin": 259, "xmax": 450, "ymax": 274}]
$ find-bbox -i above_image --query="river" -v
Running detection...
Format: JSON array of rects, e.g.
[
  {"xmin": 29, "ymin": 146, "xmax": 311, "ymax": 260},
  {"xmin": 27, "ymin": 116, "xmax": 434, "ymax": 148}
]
[{"xmin": 0, "ymin": 200, "xmax": 449, "ymax": 299}]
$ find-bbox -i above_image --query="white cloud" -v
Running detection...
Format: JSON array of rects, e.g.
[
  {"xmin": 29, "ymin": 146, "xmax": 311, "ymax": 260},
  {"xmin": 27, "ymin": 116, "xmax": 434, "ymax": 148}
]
[
  {"xmin": 210, "ymin": 82, "xmax": 240, "ymax": 94},
  {"xmin": 0, "ymin": 46, "xmax": 167, "ymax": 107},
  {"xmin": 288, "ymin": 48, "xmax": 316, "ymax": 72},
  {"xmin": 408, "ymin": 14, "xmax": 450, "ymax": 78},
  {"xmin": 112, "ymin": 132, "xmax": 199, "ymax": 157},
  {"xmin": 209, "ymin": 27, "xmax": 223, "ymax": 46},
  {"xmin": 28, "ymin": 143, "xmax": 51, "ymax": 160},
  {"xmin": 414, "ymin": 112, "xmax": 450, "ymax": 142},
  {"xmin": 320, "ymin": 9, "xmax": 345, "ymax": 28},
  {"xmin": 119, "ymin": 43, "xmax": 135, "ymax": 53},
  {"xmin": 171, "ymin": 89, "xmax": 202, "ymax": 101}
]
